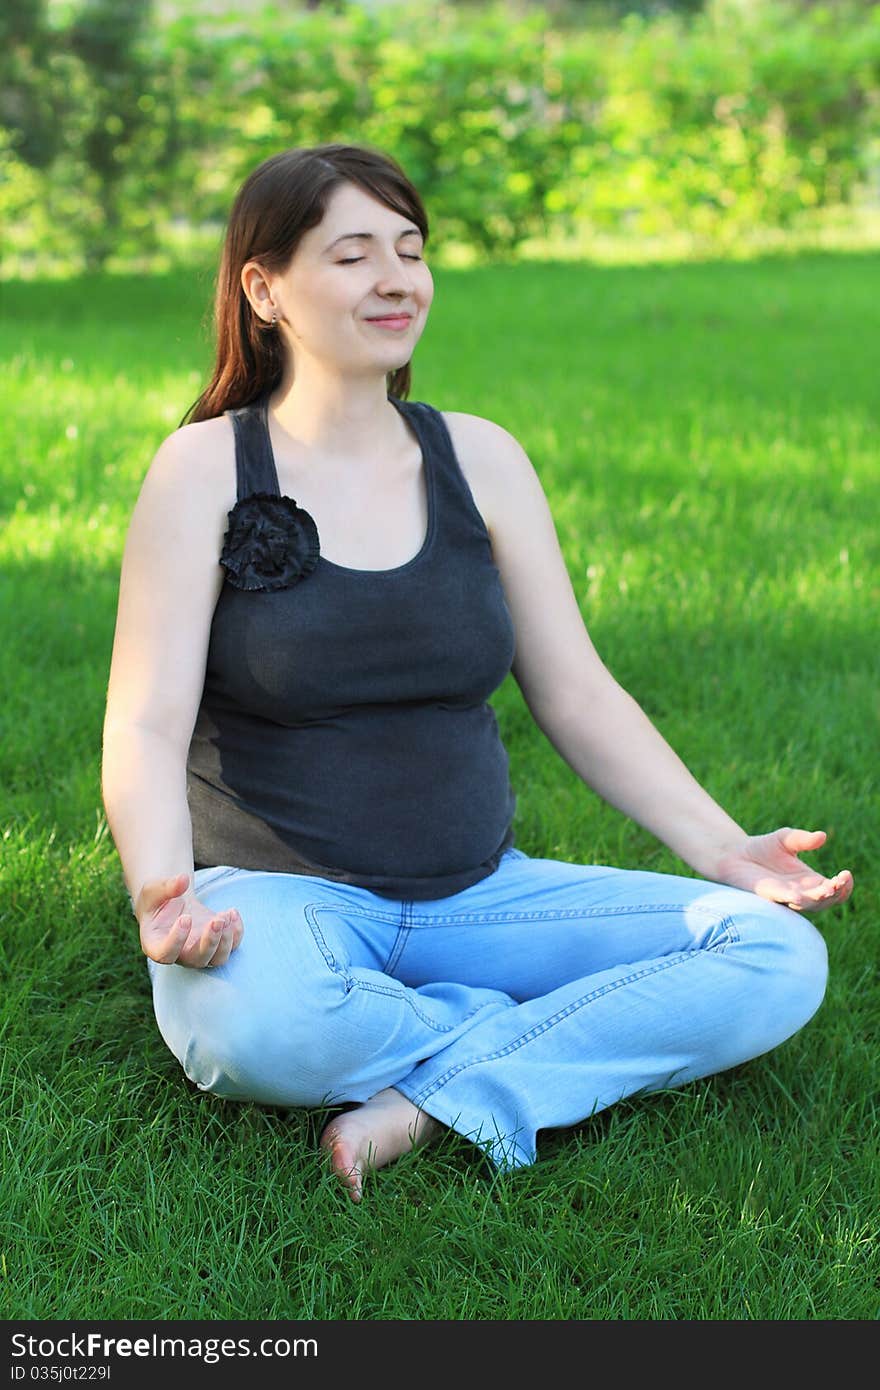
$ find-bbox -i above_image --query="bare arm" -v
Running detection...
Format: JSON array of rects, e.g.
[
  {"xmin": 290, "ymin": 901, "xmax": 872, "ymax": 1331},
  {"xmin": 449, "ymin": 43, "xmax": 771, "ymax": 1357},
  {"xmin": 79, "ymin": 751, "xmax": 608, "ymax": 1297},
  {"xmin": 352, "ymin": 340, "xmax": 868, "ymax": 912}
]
[
  {"xmin": 102, "ymin": 724, "xmax": 195, "ymax": 906},
  {"xmin": 445, "ymin": 413, "xmax": 853, "ymax": 911},
  {"xmin": 101, "ymin": 419, "xmax": 244, "ymax": 963}
]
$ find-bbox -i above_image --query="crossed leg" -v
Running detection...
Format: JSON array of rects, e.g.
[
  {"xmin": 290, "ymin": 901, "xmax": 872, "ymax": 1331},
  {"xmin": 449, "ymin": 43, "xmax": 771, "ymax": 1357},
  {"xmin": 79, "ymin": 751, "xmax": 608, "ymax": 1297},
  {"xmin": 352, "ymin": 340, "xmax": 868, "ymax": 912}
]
[{"xmin": 149, "ymin": 855, "xmax": 828, "ymax": 1203}]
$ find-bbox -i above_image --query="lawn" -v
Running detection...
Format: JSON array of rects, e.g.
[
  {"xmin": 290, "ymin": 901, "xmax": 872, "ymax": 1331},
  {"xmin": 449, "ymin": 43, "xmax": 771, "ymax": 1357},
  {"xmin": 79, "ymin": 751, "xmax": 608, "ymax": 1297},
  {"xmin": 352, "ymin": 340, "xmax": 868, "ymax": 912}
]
[{"xmin": 1, "ymin": 250, "xmax": 877, "ymax": 1320}]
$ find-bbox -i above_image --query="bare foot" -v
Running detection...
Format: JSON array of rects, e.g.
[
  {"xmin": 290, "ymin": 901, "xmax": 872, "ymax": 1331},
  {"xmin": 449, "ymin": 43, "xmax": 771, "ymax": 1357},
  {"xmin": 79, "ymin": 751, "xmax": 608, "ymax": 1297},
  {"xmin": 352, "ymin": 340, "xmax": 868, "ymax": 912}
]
[{"xmin": 319, "ymin": 1087, "xmax": 443, "ymax": 1202}]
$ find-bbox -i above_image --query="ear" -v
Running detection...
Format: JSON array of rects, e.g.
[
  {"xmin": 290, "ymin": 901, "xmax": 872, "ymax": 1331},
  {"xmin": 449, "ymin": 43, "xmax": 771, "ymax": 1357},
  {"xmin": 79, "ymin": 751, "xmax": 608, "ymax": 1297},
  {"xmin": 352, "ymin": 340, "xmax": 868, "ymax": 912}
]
[{"xmin": 241, "ymin": 261, "xmax": 275, "ymax": 324}]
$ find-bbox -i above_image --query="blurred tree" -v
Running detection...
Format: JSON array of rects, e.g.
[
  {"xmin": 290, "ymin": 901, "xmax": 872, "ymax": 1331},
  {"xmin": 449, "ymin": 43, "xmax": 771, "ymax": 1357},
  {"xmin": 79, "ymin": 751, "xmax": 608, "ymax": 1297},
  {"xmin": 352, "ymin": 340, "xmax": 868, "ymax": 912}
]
[
  {"xmin": 2, "ymin": 0, "xmax": 877, "ymax": 274},
  {"xmin": 0, "ymin": 0, "xmax": 156, "ymax": 269},
  {"xmin": 66, "ymin": 0, "xmax": 156, "ymax": 269},
  {"xmin": 0, "ymin": 0, "xmax": 59, "ymax": 168},
  {"xmin": 450, "ymin": 0, "xmax": 709, "ymax": 19}
]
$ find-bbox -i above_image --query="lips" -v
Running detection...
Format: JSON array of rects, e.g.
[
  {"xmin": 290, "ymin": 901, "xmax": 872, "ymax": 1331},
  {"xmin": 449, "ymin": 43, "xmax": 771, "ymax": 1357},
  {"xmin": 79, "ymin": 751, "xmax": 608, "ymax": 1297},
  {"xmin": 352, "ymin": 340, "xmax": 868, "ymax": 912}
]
[{"xmin": 366, "ymin": 313, "xmax": 413, "ymax": 322}]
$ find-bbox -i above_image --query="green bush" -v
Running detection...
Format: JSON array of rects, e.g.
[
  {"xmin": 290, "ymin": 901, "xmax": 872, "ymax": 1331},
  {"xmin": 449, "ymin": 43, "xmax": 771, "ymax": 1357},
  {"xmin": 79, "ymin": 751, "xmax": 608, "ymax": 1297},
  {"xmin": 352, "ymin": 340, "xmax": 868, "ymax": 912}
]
[{"xmin": 3, "ymin": 0, "xmax": 879, "ymax": 275}]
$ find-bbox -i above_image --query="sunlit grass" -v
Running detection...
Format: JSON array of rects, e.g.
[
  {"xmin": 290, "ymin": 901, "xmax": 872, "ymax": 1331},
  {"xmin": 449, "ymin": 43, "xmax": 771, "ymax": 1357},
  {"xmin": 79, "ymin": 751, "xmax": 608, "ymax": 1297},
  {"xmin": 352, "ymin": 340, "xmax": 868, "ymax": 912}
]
[{"xmin": 1, "ymin": 250, "xmax": 877, "ymax": 1320}]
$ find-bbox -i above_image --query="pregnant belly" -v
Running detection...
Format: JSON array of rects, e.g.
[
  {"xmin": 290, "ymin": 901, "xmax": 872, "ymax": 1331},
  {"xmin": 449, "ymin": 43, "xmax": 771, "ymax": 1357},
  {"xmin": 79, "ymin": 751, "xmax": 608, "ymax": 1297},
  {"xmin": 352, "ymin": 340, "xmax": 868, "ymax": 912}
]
[{"xmin": 192, "ymin": 702, "xmax": 514, "ymax": 879}]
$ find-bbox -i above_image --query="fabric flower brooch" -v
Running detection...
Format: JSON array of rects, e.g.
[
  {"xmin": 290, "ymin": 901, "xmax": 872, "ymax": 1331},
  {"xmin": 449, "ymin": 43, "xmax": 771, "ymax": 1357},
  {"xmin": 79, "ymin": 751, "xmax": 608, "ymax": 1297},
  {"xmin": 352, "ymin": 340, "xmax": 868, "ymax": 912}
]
[{"xmin": 219, "ymin": 492, "xmax": 320, "ymax": 592}]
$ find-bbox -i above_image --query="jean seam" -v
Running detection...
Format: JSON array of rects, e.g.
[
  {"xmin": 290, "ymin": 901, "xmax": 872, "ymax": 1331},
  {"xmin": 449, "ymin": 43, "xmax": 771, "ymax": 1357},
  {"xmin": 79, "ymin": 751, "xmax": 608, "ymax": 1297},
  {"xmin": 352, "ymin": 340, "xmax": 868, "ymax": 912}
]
[
  {"xmin": 407, "ymin": 928, "xmax": 739, "ymax": 1107},
  {"xmin": 405, "ymin": 902, "xmax": 738, "ymax": 928},
  {"xmin": 303, "ymin": 903, "xmax": 514, "ymax": 1034},
  {"xmin": 381, "ymin": 900, "xmax": 412, "ymax": 975},
  {"xmin": 348, "ymin": 980, "xmax": 517, "ymax": 1033},
  {"xmin": 192, "ymin": 866, "xmax": 239, "ymax": 892},
  {"xmin": 302, "ymin": 900, "xmax": 407, "ymax": 973}
]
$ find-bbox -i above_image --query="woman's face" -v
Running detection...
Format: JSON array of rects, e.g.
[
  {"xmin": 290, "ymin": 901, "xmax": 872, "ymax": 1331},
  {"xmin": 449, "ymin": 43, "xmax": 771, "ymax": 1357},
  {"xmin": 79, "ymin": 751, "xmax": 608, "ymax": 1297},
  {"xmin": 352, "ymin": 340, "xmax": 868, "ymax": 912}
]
[{"xmin": 246, "ymin": 180, "xmax": 434, "ymax": 379}]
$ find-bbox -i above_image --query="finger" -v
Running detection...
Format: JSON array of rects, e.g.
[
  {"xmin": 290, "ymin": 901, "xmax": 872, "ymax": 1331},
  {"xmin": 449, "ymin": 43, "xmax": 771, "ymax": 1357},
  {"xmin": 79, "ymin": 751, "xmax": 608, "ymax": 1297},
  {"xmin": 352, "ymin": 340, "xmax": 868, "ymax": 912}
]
[
  {"xmin": 804, "ymin": 869, "xmax": 854, "ymax": 901},
  {"xmin": 193, "ymin": 913, "xmax": 227, "ymax": 965},
  {"xmin": 206, "ymin": 922, "xmax": 236, "ymax": 968},
  {"xmin": 801, "ymin": 878, "xmax": 839, "ymax": 901},
  {"xmin": 786, "ymin": 880, "xmax": 851, "ymax": 913},
  {"xmin": 778, "ymin": 827, "xmax": 827, "ymax": 855},
  {"xmin": 203, "ymin": 906, "xmax": 244, "ymax": 951},
  {"xmin": 219, "ymin": 909, "xmax": 241, "ymax": 950},
  {"xmin": 138, "ymin": 872, "xmax": 190, "ymax": 917},
  {"xmin": 183, "ymin": 909, "xmax": 239, "ymax": 968},
  {"xmin": 202, "ymin": 913, "xmax": 238, "ymax": 968},
  {"xmin": 818, "ymin": 872, "xmax": 854, "ymax": 907},
  {"xmin": 754, "ymin": 875, "xmax": 827, "ymax": 911},
  {"xmin": 152, "ymin": 872, "xmax": 190, "ymax": 904},
  {"xmin": 229, "ymin": 908, "xmax": 244, "ymax": 949},
  {"xmin": 147, "ymin": 913, "xmax": 193, "ymax": 964}
]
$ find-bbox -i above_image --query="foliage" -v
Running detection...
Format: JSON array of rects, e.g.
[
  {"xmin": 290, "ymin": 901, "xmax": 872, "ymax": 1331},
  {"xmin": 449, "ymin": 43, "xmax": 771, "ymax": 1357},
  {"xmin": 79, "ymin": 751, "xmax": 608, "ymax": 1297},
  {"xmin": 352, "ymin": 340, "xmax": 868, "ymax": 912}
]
[{"xmin": 2, "ymin": 0, "xmax": 880, "ymax": 274}]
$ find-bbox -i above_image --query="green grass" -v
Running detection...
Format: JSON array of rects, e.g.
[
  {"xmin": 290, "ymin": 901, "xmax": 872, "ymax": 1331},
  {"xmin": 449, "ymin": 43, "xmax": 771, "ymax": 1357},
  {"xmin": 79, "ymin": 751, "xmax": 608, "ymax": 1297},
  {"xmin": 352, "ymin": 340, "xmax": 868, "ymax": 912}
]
[{"xmin": 1, "ymin": 250, "xmax": 878, "ymax": 1320}]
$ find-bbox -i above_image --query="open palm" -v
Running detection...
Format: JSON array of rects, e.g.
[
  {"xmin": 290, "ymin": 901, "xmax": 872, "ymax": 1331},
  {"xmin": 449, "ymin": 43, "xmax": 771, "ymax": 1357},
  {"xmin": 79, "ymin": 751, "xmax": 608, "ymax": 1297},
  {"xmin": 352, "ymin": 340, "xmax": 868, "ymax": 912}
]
[{"xmin": 713, "ymin": 828, "xmax": 853, "ymax": 913}]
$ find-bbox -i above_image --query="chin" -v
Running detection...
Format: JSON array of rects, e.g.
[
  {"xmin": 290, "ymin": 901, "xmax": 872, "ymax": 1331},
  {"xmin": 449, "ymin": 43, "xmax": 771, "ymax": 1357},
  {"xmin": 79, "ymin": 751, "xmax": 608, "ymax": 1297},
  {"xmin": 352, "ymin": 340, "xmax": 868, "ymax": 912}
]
[{"xmin": 374, "ymin": 351, "xmax": 412, "ymax": 371}]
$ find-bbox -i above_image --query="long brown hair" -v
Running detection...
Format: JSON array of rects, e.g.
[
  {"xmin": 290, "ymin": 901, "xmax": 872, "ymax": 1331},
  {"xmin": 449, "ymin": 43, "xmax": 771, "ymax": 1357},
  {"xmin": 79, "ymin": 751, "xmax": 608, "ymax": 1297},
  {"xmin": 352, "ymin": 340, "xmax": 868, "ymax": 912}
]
[{"xmin": 180, "ymin": 143, "xmax": 430, "ymax": 426}]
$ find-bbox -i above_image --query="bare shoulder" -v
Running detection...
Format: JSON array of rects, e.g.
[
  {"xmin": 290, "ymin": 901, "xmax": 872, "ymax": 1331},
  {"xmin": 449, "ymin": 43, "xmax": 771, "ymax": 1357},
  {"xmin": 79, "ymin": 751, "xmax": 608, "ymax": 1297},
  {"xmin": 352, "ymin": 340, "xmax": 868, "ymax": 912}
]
[
  {"xmin": 439, "ymin": 410, "xmax": 543, "ymax": 531},
  {"xmin": 148, "ymin": 414, "xmax": 235, "ymax": 488},
  {"xmin": 137, "ymin": 414, "xmax": 236, "ymax": 520},
  {"xmin": 440, "ymin": 410, "xmax": 529, "ymax": 468}
]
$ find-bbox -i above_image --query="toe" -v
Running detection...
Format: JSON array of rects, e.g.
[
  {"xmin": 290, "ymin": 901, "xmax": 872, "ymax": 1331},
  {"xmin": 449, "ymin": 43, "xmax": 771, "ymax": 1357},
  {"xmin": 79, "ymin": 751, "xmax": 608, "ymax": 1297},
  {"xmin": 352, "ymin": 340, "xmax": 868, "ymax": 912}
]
[
  {"xmin": 334, "ymin": 1152, "xmax": 364, "ymax": 1203},
  {"xmin": 320, "ymin": 1130, "xmax": 363, "ymax": 1202}
]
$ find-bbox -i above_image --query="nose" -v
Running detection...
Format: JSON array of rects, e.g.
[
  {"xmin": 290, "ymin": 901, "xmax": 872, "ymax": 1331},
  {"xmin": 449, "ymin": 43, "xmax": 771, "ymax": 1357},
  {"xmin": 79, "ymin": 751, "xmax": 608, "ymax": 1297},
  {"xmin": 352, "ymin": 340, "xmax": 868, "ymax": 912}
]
[{"xmin": 372, "ymin": 247, "xmax": 420, "ymax": 296}]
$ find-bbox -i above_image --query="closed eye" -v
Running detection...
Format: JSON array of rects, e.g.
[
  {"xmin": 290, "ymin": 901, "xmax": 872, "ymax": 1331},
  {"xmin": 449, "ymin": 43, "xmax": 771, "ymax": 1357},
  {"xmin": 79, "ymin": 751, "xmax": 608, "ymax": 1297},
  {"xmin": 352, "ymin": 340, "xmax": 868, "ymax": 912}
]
[{"xmin": 338, "ymin": 255, "xmax": 423, "ymax": 265}]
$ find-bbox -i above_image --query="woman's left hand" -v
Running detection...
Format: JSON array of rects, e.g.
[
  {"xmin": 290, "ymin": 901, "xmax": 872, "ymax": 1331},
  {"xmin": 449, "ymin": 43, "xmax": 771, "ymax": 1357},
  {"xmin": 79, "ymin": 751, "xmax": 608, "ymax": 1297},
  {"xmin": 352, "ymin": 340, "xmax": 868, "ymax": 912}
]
[{"xmin": 712, "ymin": 827, "xmax": 853, "ymax": 913}]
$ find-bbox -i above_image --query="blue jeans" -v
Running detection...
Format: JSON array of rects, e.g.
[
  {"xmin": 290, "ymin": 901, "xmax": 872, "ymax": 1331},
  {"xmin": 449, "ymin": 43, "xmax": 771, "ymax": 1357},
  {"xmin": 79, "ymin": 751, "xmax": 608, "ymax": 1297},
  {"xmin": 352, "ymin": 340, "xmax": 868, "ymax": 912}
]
[{"xmin": 146, "ymin": 848, "xmax": 828, "ymax": 1173}]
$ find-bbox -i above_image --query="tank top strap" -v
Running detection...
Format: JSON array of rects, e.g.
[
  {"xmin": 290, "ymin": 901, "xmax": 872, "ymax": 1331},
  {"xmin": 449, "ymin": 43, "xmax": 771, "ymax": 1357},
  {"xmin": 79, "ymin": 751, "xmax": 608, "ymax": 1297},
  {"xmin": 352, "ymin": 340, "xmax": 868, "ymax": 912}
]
[
  {"xmin": 391, "ymin": 397, "xmax": 452, "ymax": 456},
  {"xmin": 224, "ymin": 397, "xmax": 280, "ymax": 499},
  {"xmin": 393, "ymin": 397, "xmax": 490, "ymax": 543}
]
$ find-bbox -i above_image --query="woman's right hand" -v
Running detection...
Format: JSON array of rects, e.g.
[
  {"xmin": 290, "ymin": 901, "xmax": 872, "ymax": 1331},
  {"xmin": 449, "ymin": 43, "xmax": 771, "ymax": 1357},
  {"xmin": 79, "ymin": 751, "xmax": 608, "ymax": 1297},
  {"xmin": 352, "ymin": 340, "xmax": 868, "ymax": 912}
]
[{"xmin": 135, "ymin": 873, "xmax": 244, "ymax": 968}]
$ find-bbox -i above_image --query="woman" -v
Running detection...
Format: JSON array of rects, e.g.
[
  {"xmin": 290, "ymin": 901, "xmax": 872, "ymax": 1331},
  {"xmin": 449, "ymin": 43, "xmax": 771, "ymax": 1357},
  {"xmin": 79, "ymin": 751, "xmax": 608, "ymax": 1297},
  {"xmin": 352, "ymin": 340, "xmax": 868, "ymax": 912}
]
[{"xmin": 101, "ymin": 143, "xmax": 852, "ymax": 1203}]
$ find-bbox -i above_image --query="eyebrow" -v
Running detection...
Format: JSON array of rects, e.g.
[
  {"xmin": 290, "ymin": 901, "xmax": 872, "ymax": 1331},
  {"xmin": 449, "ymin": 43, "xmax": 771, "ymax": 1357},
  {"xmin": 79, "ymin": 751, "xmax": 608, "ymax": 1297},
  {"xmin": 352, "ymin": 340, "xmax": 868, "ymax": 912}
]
[{"xmin": 324, "ymin": 228, "xmax": 423, "ymax": 252}]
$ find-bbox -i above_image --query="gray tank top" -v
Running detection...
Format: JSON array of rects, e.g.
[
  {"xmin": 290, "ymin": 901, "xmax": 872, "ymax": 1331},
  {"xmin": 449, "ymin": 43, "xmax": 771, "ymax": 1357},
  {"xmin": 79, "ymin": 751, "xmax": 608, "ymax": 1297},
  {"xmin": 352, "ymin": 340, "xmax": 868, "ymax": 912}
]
[{"xmin": 186, "ymin": 391, "xmax": 517, "ymax": 900}]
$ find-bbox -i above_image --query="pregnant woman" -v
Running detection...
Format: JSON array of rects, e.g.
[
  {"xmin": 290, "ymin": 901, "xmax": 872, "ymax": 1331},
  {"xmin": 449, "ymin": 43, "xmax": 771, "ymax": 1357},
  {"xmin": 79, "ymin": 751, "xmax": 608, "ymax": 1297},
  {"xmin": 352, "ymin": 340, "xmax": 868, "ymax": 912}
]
[{"xmin": 101, "ymin": 142, "xmax": 852, "ymax": 1202}]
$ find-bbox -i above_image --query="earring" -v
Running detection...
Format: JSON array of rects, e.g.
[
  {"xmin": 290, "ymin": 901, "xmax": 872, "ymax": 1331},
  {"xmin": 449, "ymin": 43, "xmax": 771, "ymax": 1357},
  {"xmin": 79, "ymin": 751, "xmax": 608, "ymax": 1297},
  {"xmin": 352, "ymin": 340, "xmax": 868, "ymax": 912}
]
[{"xmin": 271, "ymin": 309, "xmax": 277, "ymax": 327}]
